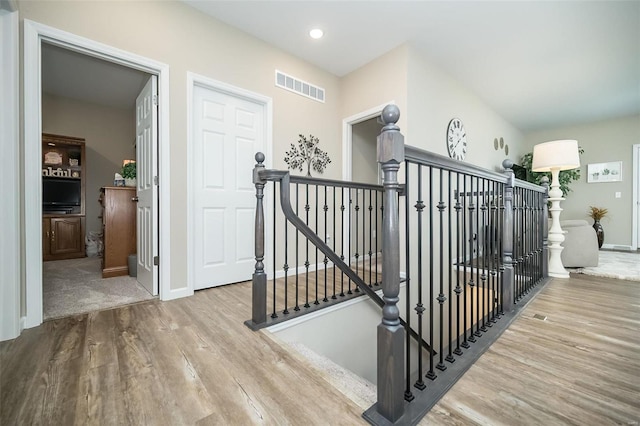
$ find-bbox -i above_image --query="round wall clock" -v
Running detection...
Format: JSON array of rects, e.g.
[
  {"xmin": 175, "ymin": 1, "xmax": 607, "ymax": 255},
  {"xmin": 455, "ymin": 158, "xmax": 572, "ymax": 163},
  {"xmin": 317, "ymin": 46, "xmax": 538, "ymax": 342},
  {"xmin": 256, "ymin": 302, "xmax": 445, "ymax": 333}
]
[{"xmin": 446, "ymin": 118, "xmax": 467, "ymax": 160}]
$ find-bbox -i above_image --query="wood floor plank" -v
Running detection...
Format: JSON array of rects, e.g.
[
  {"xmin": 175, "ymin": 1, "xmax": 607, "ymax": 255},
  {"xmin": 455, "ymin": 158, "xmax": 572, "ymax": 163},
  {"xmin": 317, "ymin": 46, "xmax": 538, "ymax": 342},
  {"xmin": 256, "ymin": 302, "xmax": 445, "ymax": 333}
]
[{"xmin": 3, "ymin": 272, "xmax": 639, "ymax": 425}]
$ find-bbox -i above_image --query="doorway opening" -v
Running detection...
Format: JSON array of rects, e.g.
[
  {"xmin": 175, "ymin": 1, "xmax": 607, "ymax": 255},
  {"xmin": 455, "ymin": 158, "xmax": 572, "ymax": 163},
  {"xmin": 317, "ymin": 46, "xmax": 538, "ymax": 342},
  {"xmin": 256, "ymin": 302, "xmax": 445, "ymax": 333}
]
[
  {"xmin": 341, "ymin": 102, "xmax": 392, "ymax": 259},
  {"xmin": 23, "ymin": 20, "xmax": 170, "ymax": 328},
  {"xmin": 40, "ymin": 43, "xmax": 155, "ymax": 320}
]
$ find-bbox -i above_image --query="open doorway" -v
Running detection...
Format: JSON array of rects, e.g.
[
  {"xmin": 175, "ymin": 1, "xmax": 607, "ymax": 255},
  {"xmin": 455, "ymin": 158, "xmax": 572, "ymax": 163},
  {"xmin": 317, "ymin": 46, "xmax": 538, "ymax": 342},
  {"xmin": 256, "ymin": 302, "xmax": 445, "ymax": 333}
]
[
  {"xmin": 22, "ymin": 20, "xmax": 170, "ymax": 328},
  {"xmin": 352, "ymin": 117, "xmax": 383, "ymax": 185},
  {"xmin": 40, "ymin": 43, "xmax": 156, "ymax": 320}
]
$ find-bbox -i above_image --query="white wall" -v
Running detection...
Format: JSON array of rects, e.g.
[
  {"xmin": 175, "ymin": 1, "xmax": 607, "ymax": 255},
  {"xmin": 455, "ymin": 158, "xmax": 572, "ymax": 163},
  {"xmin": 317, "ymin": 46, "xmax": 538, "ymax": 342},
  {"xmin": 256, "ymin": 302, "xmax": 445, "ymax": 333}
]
[
  {"xmin": 524, "ymin": 115, "xmax": 640, "ymax": 247},
  {"xmin": 42, "ymin": 93, "xmax": 135, "ymax": 236},
  {"xmin": 405, "ymin": 46, "xmax": 525, "ymax": 171}
]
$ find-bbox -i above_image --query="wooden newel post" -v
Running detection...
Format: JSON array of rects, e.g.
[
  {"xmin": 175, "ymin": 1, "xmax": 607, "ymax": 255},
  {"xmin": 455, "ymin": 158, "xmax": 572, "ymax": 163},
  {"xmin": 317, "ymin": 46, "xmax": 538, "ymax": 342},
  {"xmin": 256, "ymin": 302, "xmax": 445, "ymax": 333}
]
[
  {"xmin": 540, "ymin": 176, "xmax": 549, "ymax": 278},
  {"xmin": 252, "ymin": 152, "xmax": 267, "ymax": 325},
  {"xmin": 501, "ymin": 160, "xmax": 515, "ymax": 313},
  {"xmin": 376, "ymin": 105, "xmax": 405, "ymax": 423}
]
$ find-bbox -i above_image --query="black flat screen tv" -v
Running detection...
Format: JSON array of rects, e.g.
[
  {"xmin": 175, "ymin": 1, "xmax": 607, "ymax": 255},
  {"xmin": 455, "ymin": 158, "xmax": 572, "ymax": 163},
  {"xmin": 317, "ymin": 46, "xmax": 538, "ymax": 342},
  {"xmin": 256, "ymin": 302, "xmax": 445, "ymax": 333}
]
[{"xmin": 43, "ymin": 178, "xmax": 81, "ymax": 207}]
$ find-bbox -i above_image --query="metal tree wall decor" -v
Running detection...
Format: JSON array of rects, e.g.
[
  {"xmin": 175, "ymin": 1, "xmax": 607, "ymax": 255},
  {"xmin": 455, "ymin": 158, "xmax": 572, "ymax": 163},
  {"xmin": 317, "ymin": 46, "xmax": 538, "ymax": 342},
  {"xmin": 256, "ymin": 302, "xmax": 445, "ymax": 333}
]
[{"xmin": 284, "ymin": 134, "xmax": 331, "ymax": 176}]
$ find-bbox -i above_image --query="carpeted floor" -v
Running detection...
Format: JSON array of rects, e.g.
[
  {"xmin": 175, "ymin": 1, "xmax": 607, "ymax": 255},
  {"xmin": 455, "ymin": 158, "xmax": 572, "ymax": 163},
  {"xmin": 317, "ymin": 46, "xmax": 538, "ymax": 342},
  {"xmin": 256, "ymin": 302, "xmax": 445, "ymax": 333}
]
[
  {"xmin": 43, "ymin": 257, "xmax": 155, "ymax": 320},
  {"xmin": 569, "ymin": 250, "xmax": 640, "ymax": 281}
]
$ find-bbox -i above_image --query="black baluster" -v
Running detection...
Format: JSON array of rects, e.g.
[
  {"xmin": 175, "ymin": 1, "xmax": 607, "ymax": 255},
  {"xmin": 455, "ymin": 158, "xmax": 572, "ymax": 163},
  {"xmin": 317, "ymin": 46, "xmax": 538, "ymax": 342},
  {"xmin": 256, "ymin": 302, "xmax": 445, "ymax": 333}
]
[
  {"xmin": 354, "ymin": 189, "xmax": 360, "ymax": 291},
  {"xmin": 295, "ymin": 183, "xmax": 300, "ymax": 311},
  {"xmin": 467, "ymin": 176, "xmax": 476, "ymax": 344},
  {"xmin": 414, "ymin": 163, "xmax": 426, "ymax": 390},
  {"xmin": 283, "ymin": 213, "xmax": 289, "ymax": 315},
  {"xmin": 474, "ymin": 177, "xmax": 482, "ymax": 338},
  {"xmin": 480, "ymin": 178, "xmax": 488, "ymax": 333},
  {"xmin": 348, "ymin": 189, "xmax": 352, "ymax": 295},
  {"xmin": 323, "ymin": 185, "xmax": 328, "ymax": 302},
  {"xmin": 404, "ymin": 162, "xmax": 414, "ymax": 402},
  {"xmin": 436, "ymin": 168, "xmax": 447, "ymax": 372},
  {"xmin": 376, "ymin": 189, "xmax": 379, "ymax": 285},
  {"xmin": 446, "ymin": 170, "xmax": 455, "ymax": 363},
  {"xmin": 461, "ymin": 174, "xmax": 470, "ymax": 349},
  {"xmin": 426, "ymin": 165, "xmax": 436, "ymax": 381},
  {"xmin": 304, "ymin": 184, "xmax": 310, "ymax": 308},
  {"xmin": 315, "ymin": 184, "xmax": 319, "ymax": 305},
  {"xmin": 272, "ymin": 183, "xmax": 277, "ymax": 319},
  {"xmin": 340, "ymin": 187, "xmax": 345, "ymax": 297},
  {"xmin": 332, "ymin": 186, "xmax": 337, "ymax": 300},
  {"xmin": 369, "ymin": 189, "xmax": 373, "ymax": 288},
  {"xmin": 454, "ymin": 173, "xmax": 463, "ymax": 356},
  {"xmin": 498, "ymin": 181, "xmax": 505, "ymax": 317},
  {"xmin": 490, "ymin": 180, "xmax": 498, "ymax": 323}
]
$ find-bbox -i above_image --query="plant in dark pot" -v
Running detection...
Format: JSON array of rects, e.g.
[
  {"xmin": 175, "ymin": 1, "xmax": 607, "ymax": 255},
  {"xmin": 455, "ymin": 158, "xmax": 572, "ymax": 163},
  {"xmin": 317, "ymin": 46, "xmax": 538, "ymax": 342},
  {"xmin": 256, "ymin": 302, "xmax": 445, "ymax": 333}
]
[
  {"xmin": 518, "ymin": 148, "xmax": 584, "ymax": 196},
  {"xmin": 122, "ymin": 161, "xmax": 136, "ymax": 187},
  {"xmin": 588, "ymin": 206, "xmax": 607, "ymax": 248}
]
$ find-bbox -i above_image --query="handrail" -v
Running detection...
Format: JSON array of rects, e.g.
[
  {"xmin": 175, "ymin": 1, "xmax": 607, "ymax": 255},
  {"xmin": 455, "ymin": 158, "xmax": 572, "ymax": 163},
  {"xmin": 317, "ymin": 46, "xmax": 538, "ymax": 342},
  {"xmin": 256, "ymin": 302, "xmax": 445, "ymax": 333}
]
[
  {"xmin": 259, "ymin": 169, "xmax": 434, "ymax": 354},
  {"xmin": 405, "ymin": 145, "xmax": 509, "ymax": 183}
]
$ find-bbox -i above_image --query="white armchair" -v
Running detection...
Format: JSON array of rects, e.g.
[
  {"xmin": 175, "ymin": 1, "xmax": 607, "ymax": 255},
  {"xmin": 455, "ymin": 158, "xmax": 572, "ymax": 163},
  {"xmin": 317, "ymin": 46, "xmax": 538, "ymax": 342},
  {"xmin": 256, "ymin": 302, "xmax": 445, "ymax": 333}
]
[{"xmin": 560, "ymin": 220, "xmax": 599, "ymax": 268}]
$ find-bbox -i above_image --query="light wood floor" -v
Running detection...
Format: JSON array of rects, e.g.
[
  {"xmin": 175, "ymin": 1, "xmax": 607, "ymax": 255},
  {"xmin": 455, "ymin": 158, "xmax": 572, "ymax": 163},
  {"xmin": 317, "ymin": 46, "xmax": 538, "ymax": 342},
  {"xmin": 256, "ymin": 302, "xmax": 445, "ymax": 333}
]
[{"xmin": 2, "ymin": 273, "xmax": 639, "ymax": 425}]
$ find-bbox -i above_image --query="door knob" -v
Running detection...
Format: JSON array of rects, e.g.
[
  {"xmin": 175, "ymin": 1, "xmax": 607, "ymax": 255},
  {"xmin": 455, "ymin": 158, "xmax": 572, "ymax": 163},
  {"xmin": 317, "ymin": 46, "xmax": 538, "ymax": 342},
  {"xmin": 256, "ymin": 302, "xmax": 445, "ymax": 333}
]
[{"xmin": 131, "ymin": 196, "xmax": 139, "ymax": 202}]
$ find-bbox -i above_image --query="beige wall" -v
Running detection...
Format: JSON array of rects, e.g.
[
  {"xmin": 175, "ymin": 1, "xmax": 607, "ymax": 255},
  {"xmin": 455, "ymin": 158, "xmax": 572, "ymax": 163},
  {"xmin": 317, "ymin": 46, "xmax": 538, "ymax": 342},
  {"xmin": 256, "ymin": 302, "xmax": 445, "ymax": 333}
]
[
  {"xmin": 340, "ymin": 45, "xmax": 409, "ymax": 132},
  {"xmin": 42, "ymin": 93, "xmax": 135, "ymax": 237},
  {"xmin": 524, "ymin": 115, "xmax": 640, "ymax": 247},
  {"xmin": 19, "ymin": 1, "xmax": 343, "ymax": 293}
]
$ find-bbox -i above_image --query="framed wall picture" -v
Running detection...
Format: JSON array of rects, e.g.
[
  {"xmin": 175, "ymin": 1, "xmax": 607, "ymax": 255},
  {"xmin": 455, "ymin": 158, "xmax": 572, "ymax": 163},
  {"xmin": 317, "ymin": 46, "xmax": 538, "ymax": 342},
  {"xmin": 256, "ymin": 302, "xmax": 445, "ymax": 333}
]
[{"xmin": 587, "ymin": 161, "xmax": 622, "ymax": 183}]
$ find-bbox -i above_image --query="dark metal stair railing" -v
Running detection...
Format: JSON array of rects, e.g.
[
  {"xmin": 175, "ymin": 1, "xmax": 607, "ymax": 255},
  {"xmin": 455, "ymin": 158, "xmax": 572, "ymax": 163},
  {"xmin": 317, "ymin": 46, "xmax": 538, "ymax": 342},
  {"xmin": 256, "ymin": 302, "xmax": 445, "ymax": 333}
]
[
  {"xmin": 246, "ymin": 162, "xmax": 435, "ymax": 355},
  {"xmin": 364, "ymin": 105, "xmax": 550, "ymax": 426},
  {"xmin": 248, "ymin": 104, "xmax": 550, "ymax": 426}
]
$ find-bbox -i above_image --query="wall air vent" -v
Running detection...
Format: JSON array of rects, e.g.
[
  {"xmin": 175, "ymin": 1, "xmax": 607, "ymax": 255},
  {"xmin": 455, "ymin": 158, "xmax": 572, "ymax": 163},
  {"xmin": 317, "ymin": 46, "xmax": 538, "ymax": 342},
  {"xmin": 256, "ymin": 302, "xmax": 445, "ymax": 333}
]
[{"xmin": 275, "ymin": 70, "xmax": 325, "ymax": 103}]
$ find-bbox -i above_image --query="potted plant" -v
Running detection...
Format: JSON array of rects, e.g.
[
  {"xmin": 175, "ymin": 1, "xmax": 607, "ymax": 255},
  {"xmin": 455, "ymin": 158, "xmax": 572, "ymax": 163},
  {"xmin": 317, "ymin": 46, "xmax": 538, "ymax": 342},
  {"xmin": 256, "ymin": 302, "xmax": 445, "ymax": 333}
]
[
  {"xmin": 518, "ymin": 148, "xmax": 584, "ymax": 196},
  {"xmin": 122, "ymin": 161, "xmax": 136, "ymax": 187},
  {"xmin": 588, "ymin": 206, "xmax": 608, "ymax": 248}
]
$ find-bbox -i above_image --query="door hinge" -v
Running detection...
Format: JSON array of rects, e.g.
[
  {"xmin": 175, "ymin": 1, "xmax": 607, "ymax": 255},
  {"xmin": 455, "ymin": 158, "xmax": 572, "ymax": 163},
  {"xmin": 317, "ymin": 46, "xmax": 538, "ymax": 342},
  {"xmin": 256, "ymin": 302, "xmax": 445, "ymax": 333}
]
[
  {"xmin": 153, "ymin": 256, "xmax": 159, "ymax": 266},
  {"xmin": 154, "ymin": 176, "xmax": 159, "ymax": 185},
  {"xmin": 152, "ymin": 94, "xmax": 158, "ymax": 106}
]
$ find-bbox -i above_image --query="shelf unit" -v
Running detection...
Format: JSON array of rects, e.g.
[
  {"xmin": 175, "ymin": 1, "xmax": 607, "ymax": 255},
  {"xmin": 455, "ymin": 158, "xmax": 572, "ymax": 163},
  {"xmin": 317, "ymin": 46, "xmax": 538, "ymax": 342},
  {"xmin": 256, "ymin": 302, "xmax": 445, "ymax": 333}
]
[{"xmin": 42, "ymin": 133, "xmax": 86, "ymax": 261}]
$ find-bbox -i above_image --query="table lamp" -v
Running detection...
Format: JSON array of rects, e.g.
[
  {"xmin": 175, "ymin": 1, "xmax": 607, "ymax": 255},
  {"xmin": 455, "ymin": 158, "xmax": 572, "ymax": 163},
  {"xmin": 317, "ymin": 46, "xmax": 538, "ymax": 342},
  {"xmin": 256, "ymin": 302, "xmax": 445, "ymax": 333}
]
[{"xmin": 532, "ymin": 140, "xmax": 580, "ymax": 278}]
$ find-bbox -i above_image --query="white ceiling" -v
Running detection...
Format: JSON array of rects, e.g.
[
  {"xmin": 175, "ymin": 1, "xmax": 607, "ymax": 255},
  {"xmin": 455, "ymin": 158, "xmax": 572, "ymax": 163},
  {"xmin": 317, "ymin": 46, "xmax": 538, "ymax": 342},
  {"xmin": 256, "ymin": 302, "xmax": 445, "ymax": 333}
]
[
  {"xmin": 41, "ymin": 1, "xmax": 640, "ymax": 132},
  {"xmin": 42, "ymin": 43, "xmax": 149, "ymax": 110}
]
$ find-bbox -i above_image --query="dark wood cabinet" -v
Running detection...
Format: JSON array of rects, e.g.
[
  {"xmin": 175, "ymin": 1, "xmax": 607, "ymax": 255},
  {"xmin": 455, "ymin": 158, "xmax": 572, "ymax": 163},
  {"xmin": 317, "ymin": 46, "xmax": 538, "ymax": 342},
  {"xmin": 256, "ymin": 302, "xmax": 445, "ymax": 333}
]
[
  {"xmin": 43, "ymin": 217, "xmax": 85, "ymax": 261},
  {"xmin": 100, "ymin": 187, "xmax": 136, "ymax": 278},
  {"xmin": 42, "ymin": 134, "xmax": 86, "ymax": 261}
]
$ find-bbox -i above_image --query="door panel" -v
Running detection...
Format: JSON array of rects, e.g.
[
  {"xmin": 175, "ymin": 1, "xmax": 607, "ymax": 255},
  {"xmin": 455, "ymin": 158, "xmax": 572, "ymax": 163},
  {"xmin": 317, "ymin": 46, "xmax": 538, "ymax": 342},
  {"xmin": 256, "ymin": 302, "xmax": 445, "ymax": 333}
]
[
  {"xmin": 193, "ymin": 85, "xmax": 264, "ymax": 290},
  {"xmin": 135, "ymin": 76, "xmax": 158, "ymax": 295},
  {"xmin": 50, "ymin": 217, "xmax": 82, "ymax": 255}
]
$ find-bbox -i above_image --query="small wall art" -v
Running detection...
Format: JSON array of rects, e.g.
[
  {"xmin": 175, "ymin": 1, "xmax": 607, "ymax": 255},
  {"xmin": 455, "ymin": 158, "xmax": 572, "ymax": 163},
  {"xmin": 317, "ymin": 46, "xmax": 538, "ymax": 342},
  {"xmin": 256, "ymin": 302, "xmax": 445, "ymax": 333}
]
[{"xmin": 587, "ymin": 161, "xmax": 622, "ymax": 183}]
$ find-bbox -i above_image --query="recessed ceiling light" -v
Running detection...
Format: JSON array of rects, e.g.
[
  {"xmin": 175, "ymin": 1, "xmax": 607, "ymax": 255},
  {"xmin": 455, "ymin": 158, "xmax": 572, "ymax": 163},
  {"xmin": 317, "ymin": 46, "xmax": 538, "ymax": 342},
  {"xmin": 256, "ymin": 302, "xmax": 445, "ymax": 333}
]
[{"xmin": 309, "ymin": 28, "xmax": 324, "ymax": 39}]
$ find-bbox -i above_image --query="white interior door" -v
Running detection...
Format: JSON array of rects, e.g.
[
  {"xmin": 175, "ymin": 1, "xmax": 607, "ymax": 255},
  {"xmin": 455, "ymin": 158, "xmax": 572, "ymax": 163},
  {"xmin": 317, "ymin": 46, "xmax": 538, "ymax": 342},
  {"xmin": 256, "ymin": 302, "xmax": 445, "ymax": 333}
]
[
  {"xmin": 135, "ymin": 75, "xmax": 158, "ymax": 295},
  {"xmin": 192, "ymin": 85, "xmax": 262, "ymax": 290}
]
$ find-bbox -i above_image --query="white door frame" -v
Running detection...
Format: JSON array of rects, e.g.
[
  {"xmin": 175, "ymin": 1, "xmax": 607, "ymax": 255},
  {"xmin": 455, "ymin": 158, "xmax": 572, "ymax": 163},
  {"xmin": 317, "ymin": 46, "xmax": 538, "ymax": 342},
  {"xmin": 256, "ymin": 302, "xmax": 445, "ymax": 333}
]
[
  {"xmin": 632, "ymin": 144, "xmax": 639, "ymax": 251},
  {"xmin": 186, "ymin": 72, "xmax": 274, "ymax": 293},
  {"xmin": 341, "ymin": 102, "xmax": 393, "ymax": 258},
  {"xmin": 0, "ymin": 7, "xmax": 20, "ymax": 341},
  {"xmin": 23, "ymin": 20, "xmax": 172, "ymax": 328}
]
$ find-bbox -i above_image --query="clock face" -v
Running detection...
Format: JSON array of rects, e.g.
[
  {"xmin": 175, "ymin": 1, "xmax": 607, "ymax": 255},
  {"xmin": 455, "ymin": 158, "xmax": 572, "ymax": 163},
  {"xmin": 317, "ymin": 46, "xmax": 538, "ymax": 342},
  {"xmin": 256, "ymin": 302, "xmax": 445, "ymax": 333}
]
[{"xmin": 446, "ymin": 118, "xmax": 467, "ymax": 160}]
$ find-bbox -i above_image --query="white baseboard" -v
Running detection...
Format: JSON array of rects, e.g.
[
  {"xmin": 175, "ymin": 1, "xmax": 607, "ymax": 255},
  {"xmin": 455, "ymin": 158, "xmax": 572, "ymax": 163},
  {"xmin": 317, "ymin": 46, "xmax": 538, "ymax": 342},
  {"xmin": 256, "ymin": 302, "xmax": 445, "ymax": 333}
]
[
  {"xmin": 163, "ymin": 286, "xmax": 194, "ymax": 301},
  {"xmin": 601, "ymin": 244, "xmax": 634, "ymax": 251}
]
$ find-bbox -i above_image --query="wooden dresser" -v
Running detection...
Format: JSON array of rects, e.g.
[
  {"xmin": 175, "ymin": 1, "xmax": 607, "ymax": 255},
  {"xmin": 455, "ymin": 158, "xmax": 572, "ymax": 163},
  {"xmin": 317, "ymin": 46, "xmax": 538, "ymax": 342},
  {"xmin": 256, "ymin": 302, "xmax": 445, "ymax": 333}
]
[{"xmin": 100, "ymin": 187, "xmax": 136, "ymax": 278}]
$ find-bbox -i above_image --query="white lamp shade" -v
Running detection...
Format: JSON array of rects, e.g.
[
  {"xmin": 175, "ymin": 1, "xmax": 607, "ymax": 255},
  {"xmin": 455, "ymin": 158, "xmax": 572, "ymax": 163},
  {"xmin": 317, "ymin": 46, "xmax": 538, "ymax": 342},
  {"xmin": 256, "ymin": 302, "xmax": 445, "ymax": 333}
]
[{"xmin": 531, "ymin": 139, "xmax": 580, "ymax": 172}]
